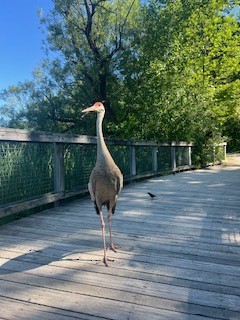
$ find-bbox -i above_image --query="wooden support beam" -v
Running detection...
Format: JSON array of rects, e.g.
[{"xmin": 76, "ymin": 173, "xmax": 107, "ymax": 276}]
[
  {"xmin": 152, "ymin": 146, "xmax": 158, "ymax": 173},
  {"xmin": 54, "ymin": 143, "xmax": 65, "ymax": 193},
  {"xmin": 171, "ymin": 146, "xmax": 177, "ymax": 172},
  {"xmin": 188, "ymin": 146, "xmax": 192, "ymax": 167},
  {"xmin": 130, "ymin": 145, "xmax": 136, "ymax": 176}
]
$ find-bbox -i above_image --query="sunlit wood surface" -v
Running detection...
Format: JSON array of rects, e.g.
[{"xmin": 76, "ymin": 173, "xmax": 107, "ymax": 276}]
[{"xmin": 0, "ymin": 154, "xmax": 239, "ymax": 320}]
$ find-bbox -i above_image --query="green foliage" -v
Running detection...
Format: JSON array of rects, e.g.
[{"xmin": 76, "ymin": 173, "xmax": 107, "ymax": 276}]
[
  {"xmin": 119, "ymin": 0, "xmax": 239, "ymax": 148},
  {"xmin": 0, "ymin": 0, "xmax": 239, "ymax": 154}
]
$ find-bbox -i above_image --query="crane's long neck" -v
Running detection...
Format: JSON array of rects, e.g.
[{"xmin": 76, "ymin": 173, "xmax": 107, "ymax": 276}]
[{"xmin": 96, "ymin": 111, "xmax": 114, "ymax": 165}]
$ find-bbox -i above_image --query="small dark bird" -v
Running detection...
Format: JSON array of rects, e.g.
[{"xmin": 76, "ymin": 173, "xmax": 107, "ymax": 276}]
[{"xmin": 148, "ymin": 192, "xmax": 156, "ymax": 199}]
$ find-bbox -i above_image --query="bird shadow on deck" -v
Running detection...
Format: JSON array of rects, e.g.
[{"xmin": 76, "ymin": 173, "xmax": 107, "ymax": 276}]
[
  {"xmin": 0, "ymin": 246, "xmax": 102, "ymax": 275},
  {"xmin": 0, "ymin": 209, "xmax": 110, "ymax": 276}
]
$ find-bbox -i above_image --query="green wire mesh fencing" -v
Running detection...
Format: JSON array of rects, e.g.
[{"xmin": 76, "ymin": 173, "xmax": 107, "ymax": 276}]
[
  {"xmin": 64, "ymin": 144, "xmax": 97, "ymax": 190},
  {"xmin": 108, "ymin": 145, "xmax": 130, "ymax": 178},
  {"xmin": 0, "ymin": 142, "xmax": 54, "ymax": 205},
  {"xmin": 158, "ymin": 146, "xmax": 172, "ymax": 172},
  {"xmin": 135, "ymin": 146, "xmax": 153, "ymax": 175},
  {"xmin": 0, "ymin": 128, "xmax": 226, "ymax": 219},
  {"xmin": 175, "ymin": 146, "xmax": 190, "ymax": 167}
]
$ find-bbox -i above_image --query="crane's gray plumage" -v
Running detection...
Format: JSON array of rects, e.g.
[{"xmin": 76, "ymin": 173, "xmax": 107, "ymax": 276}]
[{"xmin": 82, "ymin": 102, "xmax": 123, "ymax": 266}]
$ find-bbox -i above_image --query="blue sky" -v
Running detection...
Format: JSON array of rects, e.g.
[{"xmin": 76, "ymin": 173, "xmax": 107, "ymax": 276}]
[
  {"xmin": 0, "ymin": 1, "xmax": 238, "ymax": 93},
  {"xmin": 0, "ymin": 0, "xmax": 53, "ymax": 91}
]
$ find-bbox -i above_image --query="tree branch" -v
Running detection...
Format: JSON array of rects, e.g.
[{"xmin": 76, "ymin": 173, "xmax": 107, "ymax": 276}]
[
  {"xmin": 83, "ymin": 0, "xmax": 100, "ymax": 59},
  {"xmin": 108, "ymin": 0, "xmax": 136, "ymax": 59}
]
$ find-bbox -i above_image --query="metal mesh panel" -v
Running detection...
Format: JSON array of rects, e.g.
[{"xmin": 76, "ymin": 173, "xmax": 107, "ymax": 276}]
[
  {"xmin": 158, "ymin": 146, "xmax": 171, "ymax": 171},
  {"xmin": 0, "ymin": 142, "xmax": 54, "ymax": 205},
  {"xmin": 135, "ymin": 146, "xmax": 152, "ymax": 174},
  {"xmin": 193, "ymin": 145, "xmax": 214, "ymax": 166},
  {"xmin": 64, "ymin": 144, "xmax": 97, "ymax": 190},
  {"xmin": 108, "ymin": 145, "xmax": 130, "ymax": 177},
  {"xmin": 176, "ymin": 147, "xmax": 189, "ymax": 167}
]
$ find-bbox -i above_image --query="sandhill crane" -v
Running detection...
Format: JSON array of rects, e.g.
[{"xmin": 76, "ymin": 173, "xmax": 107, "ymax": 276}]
[{"xmin": 82, "ymin": 102, "xmax": 123, "ymax": 266}]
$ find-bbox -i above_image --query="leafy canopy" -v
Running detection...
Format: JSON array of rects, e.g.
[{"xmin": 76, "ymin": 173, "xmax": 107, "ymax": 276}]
[{"xmin": 0, "ymin": 0, "xmax": 239, "ymax": 151}]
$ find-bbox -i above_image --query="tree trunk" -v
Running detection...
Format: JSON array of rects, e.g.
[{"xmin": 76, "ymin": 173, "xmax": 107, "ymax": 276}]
[{"xmin": 98, "ymin": 63, "xmax": 116, "ymax": 123}]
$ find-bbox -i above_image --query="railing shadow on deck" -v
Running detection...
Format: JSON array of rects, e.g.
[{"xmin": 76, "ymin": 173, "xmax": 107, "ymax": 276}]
[
  {"xmin": 184, "ymin": 163, "xmax": 240, "ymax": 319},
  {"xmin": 117, "ymin": 159, "xmax": 240, "ymax": 319}
]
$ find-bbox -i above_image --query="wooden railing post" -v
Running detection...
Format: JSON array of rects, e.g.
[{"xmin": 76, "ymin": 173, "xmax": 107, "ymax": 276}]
[
  {"xmin": 171, "ymin": 145, "xmax": 176, "ymax": 172},
  {"xmin": 188, "ymin": 146, "xmax": 192, "ymax": 167},
  {"xmin": 54, "ymin": 143, "xmax": 65, "ymax": 197},
  {"xmin": 152, "ymin": 146, "xmax": 158, "ymax": 173},
  {"xmin": 130, "ymin": 145, "xmax": 136, "ymax": 176},
  {"xmin": 223, "ymin": 143, "xmax": 227, "ymax": 161}
]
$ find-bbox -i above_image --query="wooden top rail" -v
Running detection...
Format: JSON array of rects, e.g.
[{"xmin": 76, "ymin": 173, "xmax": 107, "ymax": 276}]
[{"xmin": 0, "ymin": 127, "xmax": 194, "ymax": 147}]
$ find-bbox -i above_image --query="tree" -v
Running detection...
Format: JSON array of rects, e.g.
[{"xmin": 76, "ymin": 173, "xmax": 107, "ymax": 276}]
[
  {"xmin": 39, "ymin": 0, "xmax": 141, "ymax": 130},
  {"xmin": 1, "ymin": 0, "xmax": 141, "ymax": 133},
  {"xmin": 118, "ymin": 0, "xmax": 240, "ymax": 150},
  {"xmin": 0, "ymin": 0, "xmax": 239, "ymax": 153}
]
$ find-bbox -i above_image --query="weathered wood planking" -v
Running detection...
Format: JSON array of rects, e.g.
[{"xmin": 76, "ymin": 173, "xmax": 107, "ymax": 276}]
[{"xmin": 0, "ymin": 154, "xmax": 239, "ymax": 320}]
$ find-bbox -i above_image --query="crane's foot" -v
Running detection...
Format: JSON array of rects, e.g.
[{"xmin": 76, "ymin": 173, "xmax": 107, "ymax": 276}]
[
  {"xmin": 103, "ymin": 256, "xmax": 114, "ymax": 267},
  {"xmin": 109, "ymin": 243, "xmax": 119, "ymax": 253}
]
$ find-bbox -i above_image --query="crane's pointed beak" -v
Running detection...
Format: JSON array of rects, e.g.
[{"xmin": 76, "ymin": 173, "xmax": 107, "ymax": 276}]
[{"xmin": 82, "ymin": 105, "xmax": 96, "ymax": 113}]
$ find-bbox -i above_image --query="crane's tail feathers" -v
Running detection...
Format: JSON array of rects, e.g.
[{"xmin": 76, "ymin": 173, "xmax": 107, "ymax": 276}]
[
  {"xmin": 94, "ymin": 202, "xmax": 100, "ymax": 215},
  {"xmin": 94, "ymin": 200, "xmax": 116, "ymax": 215}
]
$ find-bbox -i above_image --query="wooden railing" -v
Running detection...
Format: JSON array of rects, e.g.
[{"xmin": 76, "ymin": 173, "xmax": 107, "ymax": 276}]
[{"xmin": 0, "ymin": 127, "xmax": 226, "ymax": 220}]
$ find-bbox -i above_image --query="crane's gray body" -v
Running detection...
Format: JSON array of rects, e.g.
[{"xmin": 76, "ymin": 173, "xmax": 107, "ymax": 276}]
[
  {"xmin": 89, "ymin": 162, "xmax": 123, "ymax": 214},
  {"xmin": 88, "ymin": 109, "xmax": 123, "ymax": 214}
]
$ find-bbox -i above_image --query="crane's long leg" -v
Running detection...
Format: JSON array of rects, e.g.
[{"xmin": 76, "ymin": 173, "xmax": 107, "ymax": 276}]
[
  {"xmin": 99, "ymin": 211, "xmax": 108, "ymax": 266},
  {"xmin": 107, "ymin": 211, "xmax": 117, "ymax": 252}
]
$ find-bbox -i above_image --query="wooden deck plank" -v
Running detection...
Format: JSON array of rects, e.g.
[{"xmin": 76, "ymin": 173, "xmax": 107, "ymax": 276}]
[
  {"xmin": 3, "ymin": 214, "xmax": 239, "ymax": 249},
  {"xmin": 0, "ymin": 253, "xmax": 239, "ymax": 296},
  {"xmin": 0, "ymin": 296, "xmax": 98, "ymax": 320},
  {"xmin": 1, "ymin": 249, "xmax": 240, "ymax": 309},
  {"xmin": 1, "ymin": 223, "xmax": 240, "ymax": 266},
  {"xmin": 1, "ymin": 219, "xmax": 239, "ymax": 256},
  {"xmin": 1, "ymin": 223, "xmax": 240, "ymax": 260},
  {"xmin": 0, "ymin": 248, "xmax": 239, "ymax": 319},
  {"xmin": 1, "ymin": 233, "xmax": 240, "ymax": 279},
  {"xmin": 0, "ymin": 155, "xmax": 240, "ymax": 320},
  {"xmin": 0, "ymin": 267, "xmax": 239, "ymax": 320},
  {"xmin": 1, "ymin": 242, "xmax": 240, "ymax": 292}
]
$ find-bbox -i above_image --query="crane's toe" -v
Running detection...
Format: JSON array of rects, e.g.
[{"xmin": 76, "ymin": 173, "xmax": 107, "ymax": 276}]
[
  {"xmin": 109, "ymin": 243, "xmax": 118, "ymax": 252},
  {"xmin": 103, "ymin": 257, "xmax": 109, "ymax": 267},
  {"xmin": 103, "ymin": 256, "xmax": 114, "ymax": 267}
]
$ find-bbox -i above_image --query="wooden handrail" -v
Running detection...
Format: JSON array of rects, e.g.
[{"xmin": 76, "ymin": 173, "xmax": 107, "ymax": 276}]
[{"xmin": 0, "ymin": 127, "xmax": 193, "ymax": 146}]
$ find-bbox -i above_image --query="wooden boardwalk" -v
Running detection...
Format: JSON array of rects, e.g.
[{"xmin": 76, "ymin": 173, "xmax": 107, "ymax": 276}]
[{"xmin": 0, "ymin": 155, "xmax": 239, "ymax": 320}]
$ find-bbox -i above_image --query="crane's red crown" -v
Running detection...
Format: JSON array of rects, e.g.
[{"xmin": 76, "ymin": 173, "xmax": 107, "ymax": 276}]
[
  {"xmin": 82, "ymin": 101, "xmax": 105, "ymax": 113},
  {"xmin": 94, "ymin": 102, "xmax": 104, "ymax": 109}
]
